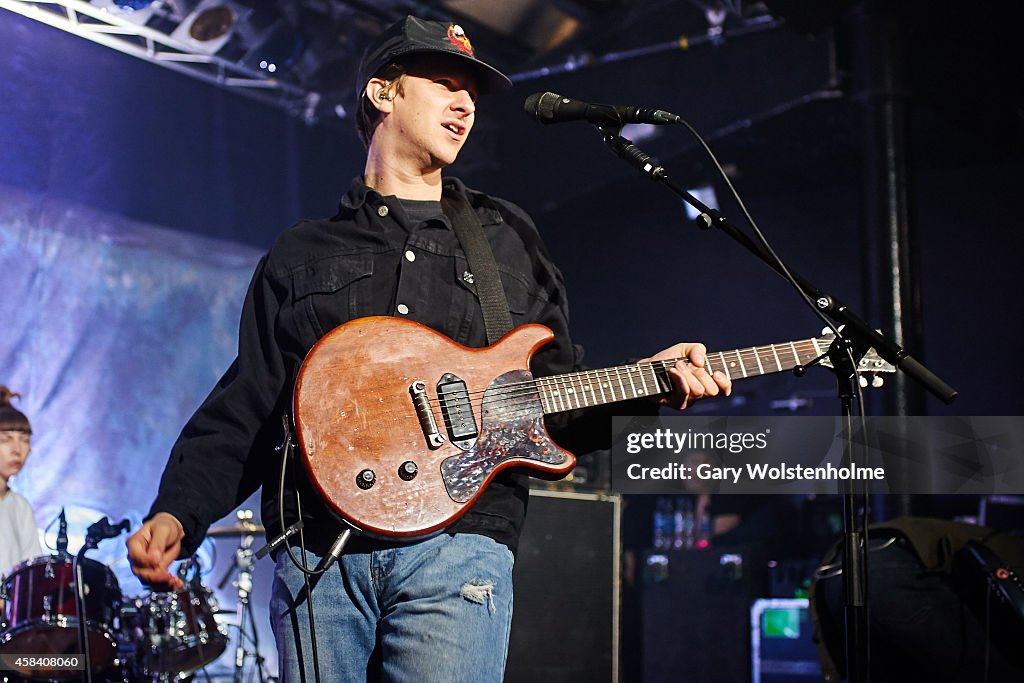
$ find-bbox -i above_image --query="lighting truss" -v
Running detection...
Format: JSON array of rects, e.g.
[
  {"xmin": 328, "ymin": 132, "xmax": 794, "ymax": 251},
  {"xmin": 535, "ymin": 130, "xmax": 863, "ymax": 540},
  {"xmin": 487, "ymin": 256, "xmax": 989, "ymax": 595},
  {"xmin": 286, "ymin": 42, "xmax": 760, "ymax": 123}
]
[{"xmin": 0, "ymin": 0, "xmax": 319, "ymax": 121}]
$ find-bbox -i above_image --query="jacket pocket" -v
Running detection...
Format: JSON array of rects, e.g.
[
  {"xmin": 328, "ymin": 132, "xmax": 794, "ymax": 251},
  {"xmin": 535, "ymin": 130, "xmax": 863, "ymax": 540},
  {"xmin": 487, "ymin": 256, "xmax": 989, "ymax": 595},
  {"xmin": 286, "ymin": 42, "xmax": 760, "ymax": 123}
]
[
  {"xmin": 451, "ymin": 255, "xmax": 548, "ymax": 343},
  {"xmin": 291, "ymin": 255, "xmax": 374, "ymax": 343}
]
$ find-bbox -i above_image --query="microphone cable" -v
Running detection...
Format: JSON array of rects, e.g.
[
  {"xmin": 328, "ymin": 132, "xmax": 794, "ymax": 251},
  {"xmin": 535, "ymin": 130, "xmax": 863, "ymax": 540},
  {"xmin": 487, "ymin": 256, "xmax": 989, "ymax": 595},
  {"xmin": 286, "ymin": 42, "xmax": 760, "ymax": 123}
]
[
  {"xmin": 275, "ymin": 414, "xmax": 323, "ymax": 683},
  {"xmin": 672, "ymin": 114, "xmax": 872, "ymax": 676}
]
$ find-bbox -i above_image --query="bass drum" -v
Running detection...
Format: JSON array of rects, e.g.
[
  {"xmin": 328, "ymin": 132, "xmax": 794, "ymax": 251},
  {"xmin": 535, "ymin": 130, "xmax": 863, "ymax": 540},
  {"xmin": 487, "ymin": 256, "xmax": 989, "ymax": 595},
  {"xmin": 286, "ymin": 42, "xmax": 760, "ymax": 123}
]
[
  {"xmin": 0, "ymin": 555, "xmax": 120, "ymax": 680},
  {"xmin": 123, "ymin": 580, "xmax": 227, "ymax": 677}
]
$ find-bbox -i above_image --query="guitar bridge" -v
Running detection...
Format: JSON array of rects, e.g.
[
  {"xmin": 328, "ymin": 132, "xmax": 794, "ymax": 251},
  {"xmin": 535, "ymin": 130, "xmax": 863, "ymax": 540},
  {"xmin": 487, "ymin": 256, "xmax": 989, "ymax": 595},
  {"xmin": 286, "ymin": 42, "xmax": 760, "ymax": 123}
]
[
  {"xmin": 438, "ymin": 373, "xmax": 478, "ymax": 449},
  {"xmin": 410, "ymin": 381, "xmax": 445, "ymax": 448}
]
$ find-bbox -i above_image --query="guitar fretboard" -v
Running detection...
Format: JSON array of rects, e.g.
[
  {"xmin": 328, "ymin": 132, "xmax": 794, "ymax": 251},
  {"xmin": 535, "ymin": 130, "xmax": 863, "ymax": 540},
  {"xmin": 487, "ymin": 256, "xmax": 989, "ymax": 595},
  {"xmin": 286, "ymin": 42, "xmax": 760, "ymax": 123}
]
[{"xmin": 535, "ymin": 338, "xmax": 827, "ymax": 414}]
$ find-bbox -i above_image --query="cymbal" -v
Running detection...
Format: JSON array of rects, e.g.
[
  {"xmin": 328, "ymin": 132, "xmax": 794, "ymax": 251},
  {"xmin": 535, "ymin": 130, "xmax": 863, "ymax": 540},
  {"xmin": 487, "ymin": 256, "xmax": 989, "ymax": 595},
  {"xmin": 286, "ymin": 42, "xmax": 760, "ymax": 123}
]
[{"xmin": 207, "ymin": 523, "xmax": 264, "ymax": 538}]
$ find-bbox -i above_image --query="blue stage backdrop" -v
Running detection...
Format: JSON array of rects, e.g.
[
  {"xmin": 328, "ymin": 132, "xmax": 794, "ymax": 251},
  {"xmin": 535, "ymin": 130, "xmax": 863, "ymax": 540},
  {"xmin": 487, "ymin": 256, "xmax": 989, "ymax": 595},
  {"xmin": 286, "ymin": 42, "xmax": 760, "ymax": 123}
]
[
  {"xmin": 0, "ymin": 182, "xmax": 259, "ymax": 526},
  {"xmin": 0, "ymin": 182, "xmax": 279, "ymax": 676}
]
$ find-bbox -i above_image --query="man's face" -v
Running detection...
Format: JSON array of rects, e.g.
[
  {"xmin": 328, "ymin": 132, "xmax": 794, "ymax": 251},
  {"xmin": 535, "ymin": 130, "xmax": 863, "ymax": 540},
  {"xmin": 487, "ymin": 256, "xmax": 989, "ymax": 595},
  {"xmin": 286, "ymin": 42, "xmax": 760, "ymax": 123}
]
[
  {"xmin": 383, "ymin": 59, "xmax": 479, "ymax": 170},
  {"xmin": 0, "ymin": 430, "xmax": 31, "ymax": 483}
]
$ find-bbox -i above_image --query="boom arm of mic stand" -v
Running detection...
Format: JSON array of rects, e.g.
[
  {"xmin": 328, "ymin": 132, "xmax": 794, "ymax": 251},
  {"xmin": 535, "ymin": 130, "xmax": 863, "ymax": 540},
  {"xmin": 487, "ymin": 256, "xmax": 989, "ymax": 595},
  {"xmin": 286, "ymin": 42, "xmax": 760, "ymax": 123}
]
[{"xmin": 599, "ymin": 131, "xmax": 958, "ymax": 404}]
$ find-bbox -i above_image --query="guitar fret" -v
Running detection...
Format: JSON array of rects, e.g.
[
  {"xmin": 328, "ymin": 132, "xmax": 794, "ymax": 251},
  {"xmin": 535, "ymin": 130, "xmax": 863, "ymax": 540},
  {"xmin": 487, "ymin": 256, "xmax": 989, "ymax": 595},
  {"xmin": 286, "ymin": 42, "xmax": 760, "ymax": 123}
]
[
  {"xmin": 599, "ymin": 369, "xmax": 611, "ymax": 403},
  {"xmin": 810, "ymin": 338, "xmax": 822, "ymax": 362},
  {"xmin": 578, "ymin": 372, "xmax": 591, "ymax": 407},
  {"xmin": 625, "ymin": 366, "xmax": 639, "ymax": 398},
  {"xmin": 558, "ymin": 375, "xmax": 571, "ymax": 409},
  {"xmin": 543, "ymin": 377, "xmax": 556, "ymax": 413},
  {"xmin": 582, "ymin": 372, "xmax": 595, "ymax": 407},
  {"xmin": 554, "ymin": 376, "xmax": 568, "ymax": 412},
  {"xmin": 752, "ymin": 347, "xmax": 765, "ymax": 375},
  {"xmin": 734, "ymin": 350, "xmax": 748, "ymax": 378},
  {"xmin": 563, "ymin": 374, "xmax": 575, "ymax": 410},
  {"xmin": 533, "ymin": 336, "xmax": 871, "ymax": 417},
  {"xmin": 649, "ymin": 364, "xmax": 667, "ymax": 394},
  {"xmin": 538, "ymin": 378, "xmax": 552, "ymax": 413}
]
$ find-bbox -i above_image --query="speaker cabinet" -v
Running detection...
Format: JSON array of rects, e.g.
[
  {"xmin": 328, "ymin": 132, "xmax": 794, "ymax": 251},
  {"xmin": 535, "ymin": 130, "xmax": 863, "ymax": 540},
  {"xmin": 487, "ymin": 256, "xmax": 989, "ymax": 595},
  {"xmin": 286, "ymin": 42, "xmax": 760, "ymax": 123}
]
[
  {"xmin": 641, "ymin": 546, "xmax": 765, "ymax": 682},
  {"xmin": 506, "ymin": 488, "xmax": 621, "ymax": 683}
]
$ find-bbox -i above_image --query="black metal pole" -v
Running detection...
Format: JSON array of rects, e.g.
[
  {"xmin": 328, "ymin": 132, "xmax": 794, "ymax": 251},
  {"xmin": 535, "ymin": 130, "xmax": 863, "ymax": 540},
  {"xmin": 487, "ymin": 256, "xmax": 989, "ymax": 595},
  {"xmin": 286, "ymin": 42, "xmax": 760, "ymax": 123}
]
[{"xmin": 849, "ymin": 0, "xmax": 927, "ymax": 524}]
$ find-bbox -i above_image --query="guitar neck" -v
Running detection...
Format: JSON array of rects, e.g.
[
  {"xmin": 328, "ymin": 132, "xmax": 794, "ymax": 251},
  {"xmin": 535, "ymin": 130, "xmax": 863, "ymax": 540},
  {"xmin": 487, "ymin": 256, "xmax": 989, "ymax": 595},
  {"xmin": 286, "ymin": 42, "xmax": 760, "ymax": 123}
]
[{"xmin": 535, "ymin": 337, "xmax": 828, "ymax": 415}]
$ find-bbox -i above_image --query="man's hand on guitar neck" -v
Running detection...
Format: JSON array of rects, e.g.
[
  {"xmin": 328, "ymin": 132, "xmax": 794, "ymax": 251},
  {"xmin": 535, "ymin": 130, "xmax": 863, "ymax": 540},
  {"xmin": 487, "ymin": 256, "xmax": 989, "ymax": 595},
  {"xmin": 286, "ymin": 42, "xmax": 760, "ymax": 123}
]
[
  {"xmin": 126, "ymin": 511, "xmax": 187, "ymax": 592},
  {"xmin": 644, "ymin": 342, "xmax": 732, "ymax": 410}
]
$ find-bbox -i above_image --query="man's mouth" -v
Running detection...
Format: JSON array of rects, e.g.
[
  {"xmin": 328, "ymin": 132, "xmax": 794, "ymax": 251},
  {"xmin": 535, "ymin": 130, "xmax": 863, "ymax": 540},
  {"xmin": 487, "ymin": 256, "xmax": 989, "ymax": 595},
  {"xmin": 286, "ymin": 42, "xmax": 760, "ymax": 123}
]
[{"xmin": 442, "ymin": 121, "xmax": 466, "ymax": 136}]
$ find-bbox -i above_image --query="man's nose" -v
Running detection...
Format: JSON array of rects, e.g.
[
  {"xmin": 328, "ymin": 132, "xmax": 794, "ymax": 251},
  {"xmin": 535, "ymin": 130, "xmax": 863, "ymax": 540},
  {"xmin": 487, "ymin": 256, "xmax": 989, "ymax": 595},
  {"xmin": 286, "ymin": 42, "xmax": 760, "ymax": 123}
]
[{"xmin": 452, "ymin": 91, "xmax": 475, "ymax": 115}]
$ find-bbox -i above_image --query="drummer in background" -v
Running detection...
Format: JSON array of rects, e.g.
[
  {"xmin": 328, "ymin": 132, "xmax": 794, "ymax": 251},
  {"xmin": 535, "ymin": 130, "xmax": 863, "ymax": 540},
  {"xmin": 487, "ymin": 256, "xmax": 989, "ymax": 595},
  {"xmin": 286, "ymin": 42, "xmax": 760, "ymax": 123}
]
[{"xmin": 0, "ymin": 386, "xmax": 41, "ymax": 575}]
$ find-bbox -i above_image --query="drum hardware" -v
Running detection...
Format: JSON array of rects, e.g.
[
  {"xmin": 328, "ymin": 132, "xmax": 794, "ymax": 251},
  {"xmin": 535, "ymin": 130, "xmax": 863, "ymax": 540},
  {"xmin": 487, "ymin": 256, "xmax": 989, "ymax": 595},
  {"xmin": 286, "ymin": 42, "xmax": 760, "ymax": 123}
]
[
  {"xmin": 121, "ymin": 566, "xmax": 228, "ymax": 681},
  {"xmin": 205, "ymin": 523, "xmax": 265, "ymax": 539},
  {"xmin": 0, "ymin": 555, "xmax": 121, "ymax": 680},
  {"xmin": 75, "ymin": 516, "xmax": 130, "ymax": 683},
  {"xmin": 213, "ymin": 510, "xmax": 268, "ymax": 683}
]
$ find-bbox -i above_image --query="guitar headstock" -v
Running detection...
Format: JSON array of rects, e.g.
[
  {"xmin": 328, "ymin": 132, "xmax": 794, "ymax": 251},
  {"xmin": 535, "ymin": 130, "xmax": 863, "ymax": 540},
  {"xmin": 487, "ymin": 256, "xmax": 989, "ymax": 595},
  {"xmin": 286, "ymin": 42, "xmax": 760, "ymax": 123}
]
[{"xmin": 816, "ymin": 329, "xmax": 896, "ymax": 388}]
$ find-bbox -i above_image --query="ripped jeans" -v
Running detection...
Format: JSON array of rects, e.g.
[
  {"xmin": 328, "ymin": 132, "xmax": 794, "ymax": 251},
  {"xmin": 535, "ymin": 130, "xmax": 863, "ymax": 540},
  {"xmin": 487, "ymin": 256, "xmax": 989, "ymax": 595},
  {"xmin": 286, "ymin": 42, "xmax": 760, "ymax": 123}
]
[{"xmin": 270, "ymin": 533, "xmax": 515, "ymax": 683}]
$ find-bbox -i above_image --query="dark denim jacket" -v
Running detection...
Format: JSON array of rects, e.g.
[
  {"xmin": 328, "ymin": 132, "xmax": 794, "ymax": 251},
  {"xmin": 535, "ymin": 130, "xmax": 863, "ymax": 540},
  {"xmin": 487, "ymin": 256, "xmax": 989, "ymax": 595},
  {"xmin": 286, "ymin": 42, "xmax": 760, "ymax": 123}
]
[{"xmin": 150, "ymin": 176, "xmax": 584, "ymax": 556}]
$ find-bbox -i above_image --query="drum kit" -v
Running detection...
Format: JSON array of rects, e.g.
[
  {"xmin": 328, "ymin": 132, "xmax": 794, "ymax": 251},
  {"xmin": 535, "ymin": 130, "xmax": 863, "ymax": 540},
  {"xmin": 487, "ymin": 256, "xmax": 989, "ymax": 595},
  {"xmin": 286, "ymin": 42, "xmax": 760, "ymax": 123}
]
[{"xmin": 0, "ymin": 514, "xmax": 267, "ymax": 682}]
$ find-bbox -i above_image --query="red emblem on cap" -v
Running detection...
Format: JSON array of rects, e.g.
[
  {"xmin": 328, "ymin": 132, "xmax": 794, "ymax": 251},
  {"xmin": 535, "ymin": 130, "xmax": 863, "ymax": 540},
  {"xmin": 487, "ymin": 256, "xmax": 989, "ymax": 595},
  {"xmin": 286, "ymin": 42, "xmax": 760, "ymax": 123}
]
[{"xmin": 447, "ymin": 24, "xmax": 473, "ymax": 55}]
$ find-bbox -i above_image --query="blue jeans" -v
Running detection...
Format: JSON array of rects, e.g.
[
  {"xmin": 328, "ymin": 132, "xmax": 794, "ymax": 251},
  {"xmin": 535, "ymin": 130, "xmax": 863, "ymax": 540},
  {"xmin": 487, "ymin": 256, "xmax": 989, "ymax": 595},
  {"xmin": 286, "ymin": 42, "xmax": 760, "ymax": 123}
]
[{"xmin": 270, "ymin": 533, "xmax": 515, "ymax": 683}]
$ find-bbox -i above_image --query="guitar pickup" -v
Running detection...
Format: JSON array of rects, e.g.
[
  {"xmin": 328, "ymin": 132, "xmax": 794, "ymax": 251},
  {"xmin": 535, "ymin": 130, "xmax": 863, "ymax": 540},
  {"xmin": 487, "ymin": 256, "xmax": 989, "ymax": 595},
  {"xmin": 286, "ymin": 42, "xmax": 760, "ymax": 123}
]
[{"xmin": 438, "ymin": 373, "xmax": 478, "ymax": 447}]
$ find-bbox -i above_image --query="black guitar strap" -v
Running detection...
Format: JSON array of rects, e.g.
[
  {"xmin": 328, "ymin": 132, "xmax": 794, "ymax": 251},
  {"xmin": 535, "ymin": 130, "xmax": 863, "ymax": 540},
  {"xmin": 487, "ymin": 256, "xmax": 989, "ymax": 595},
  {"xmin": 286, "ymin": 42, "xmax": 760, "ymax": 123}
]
[{"xmin": 442, "ymin": 189, "xmax": 514, "ymax": 344}]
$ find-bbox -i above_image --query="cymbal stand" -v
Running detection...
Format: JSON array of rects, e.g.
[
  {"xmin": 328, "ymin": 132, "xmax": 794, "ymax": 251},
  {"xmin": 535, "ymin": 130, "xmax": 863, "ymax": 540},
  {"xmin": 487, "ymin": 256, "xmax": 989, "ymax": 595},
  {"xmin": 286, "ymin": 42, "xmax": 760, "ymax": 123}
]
[{"xmin": 217, "ymin": 511, "xmax": 268, "ymax": 683}]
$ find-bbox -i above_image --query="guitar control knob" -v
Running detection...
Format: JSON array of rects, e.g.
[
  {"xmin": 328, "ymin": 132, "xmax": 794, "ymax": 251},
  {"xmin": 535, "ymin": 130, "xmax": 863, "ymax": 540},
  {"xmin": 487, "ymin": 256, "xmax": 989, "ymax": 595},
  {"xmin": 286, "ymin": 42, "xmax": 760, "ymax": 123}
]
[
  {"xmin": 357, "ymin": 469, "xmax": 376, "ymax": 490},
  {"xmin": 398, "ymin": 461, "xmax": 418, "ymax": 481}
]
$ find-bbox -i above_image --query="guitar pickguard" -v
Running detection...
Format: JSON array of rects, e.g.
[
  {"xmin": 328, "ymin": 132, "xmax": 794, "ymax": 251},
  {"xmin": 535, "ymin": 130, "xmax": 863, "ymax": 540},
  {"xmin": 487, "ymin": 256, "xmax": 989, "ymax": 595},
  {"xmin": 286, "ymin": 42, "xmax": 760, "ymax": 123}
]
[{"xmin": 440, "ymin": 370, "xmax": 568, "ymax": 503}]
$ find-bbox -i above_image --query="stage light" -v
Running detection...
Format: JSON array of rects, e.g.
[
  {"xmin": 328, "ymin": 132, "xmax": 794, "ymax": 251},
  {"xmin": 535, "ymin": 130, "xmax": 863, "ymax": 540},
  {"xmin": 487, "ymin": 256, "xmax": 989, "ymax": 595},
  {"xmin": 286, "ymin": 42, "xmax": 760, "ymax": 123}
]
[
  {"xmin": 91, "ymin": 0, "xmax": 158, "ymax": 25},
  {"xmin": 111, "ymin": 0, "xmax": 153, "ymax": 10},
  {"xmin": 169, "ymin": 0, "xmax": 244, "ymax": 55},
  {"xmin": 248, "ymin": 21, "xmax": 305, "ymax": 75}
]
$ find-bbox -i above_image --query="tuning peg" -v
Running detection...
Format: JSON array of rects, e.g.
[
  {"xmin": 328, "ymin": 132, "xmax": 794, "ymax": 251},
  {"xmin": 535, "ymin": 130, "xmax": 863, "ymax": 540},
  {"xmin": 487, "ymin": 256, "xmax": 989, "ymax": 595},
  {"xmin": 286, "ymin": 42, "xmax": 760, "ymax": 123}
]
[
  {"xmin": 872, "ymin": 375, "xmax": 884, "ymax": 388},
  {"xmin": 859, "ymin": 376, "xmax": 868, "ymax": 388}
]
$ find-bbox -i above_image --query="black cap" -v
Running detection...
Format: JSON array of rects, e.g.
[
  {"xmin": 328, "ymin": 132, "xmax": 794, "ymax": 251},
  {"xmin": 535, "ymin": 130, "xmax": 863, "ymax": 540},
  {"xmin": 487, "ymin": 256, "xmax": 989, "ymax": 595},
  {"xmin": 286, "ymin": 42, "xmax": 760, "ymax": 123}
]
[{"xmin": 356, "ymin": 16, "xmax": 512, "ymax": 96}]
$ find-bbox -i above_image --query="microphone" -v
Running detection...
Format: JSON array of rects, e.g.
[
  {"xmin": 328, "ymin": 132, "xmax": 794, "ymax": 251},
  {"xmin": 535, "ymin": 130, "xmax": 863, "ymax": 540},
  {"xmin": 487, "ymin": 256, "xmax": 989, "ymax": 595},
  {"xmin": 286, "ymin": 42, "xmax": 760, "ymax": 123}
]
[
  {"xmin": 81, "ymin": 516, "xmax": 130, "ymax": 551},
  {"xmin": 56, "ymin": 508, "xmax": 69, "ymax": 555},
  {"xmin": 524, "ymin": 91, "xmax": 681, "ymax": 126}
]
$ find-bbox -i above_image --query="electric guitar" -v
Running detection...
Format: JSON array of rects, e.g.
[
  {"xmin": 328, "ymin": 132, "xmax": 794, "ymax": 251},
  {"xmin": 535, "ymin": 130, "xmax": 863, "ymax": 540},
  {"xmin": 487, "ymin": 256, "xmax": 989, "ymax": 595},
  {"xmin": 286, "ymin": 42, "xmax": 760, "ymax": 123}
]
[{"xmin": 293, "ymin": 316, "xmax": 893, "ymax": 539}]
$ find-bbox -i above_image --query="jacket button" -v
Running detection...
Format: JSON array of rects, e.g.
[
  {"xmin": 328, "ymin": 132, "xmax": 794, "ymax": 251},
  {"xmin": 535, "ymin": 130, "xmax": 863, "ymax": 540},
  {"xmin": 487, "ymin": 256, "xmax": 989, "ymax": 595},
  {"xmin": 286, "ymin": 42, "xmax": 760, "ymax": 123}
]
[
  {"xmin": 378, "ymin": 205, "xmax": 389, "ymax": 217},
  {"xmin": 404, "ymin": 250, "xmax": 416, "ymax": 262},
  {"xmin": 397, "ymin": 303, "xmax": 410, "ymax": 315}
]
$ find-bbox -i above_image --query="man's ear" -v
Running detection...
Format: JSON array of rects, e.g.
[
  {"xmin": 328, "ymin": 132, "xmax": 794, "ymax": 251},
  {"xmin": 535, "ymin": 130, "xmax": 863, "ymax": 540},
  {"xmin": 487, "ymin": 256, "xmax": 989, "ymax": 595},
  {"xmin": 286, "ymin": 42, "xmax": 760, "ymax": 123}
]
[{"xmin": 366, "ymin": 78, "xmax": 394, "ymax": 113}]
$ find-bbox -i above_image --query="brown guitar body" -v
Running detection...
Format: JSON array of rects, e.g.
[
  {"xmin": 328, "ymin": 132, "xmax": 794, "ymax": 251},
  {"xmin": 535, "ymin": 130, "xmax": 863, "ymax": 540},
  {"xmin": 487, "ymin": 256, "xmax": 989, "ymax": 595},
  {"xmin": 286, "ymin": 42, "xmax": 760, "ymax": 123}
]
[{"xmin": 293, "ymin": 316, "xmax": 575, "ymax": 539}]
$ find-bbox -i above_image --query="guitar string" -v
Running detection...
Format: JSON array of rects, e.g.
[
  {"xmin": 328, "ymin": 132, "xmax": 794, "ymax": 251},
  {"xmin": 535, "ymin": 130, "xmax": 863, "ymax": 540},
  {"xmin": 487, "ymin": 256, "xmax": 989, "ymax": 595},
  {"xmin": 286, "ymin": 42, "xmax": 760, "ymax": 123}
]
[
  {"xmin": 309, "ymin": 340, "xmax": 878, "ymax": 425},
  {"xmin": 429, "ymin": 340, "xmax": 824, "ymax": 406},
  {"xmin": 413, "ymin": 342, "xmax": 826, "ymax": 412},
  {"xmin": 321, "ymin": 342, "xmax": 847, "ymax": 428},
  {"xmin": 409, "ymin": 346, "xmax": 827, "ymax": 421},
  {"xmin": 424, "ymin": 341, "xmax": 826, "ymax": 407}
]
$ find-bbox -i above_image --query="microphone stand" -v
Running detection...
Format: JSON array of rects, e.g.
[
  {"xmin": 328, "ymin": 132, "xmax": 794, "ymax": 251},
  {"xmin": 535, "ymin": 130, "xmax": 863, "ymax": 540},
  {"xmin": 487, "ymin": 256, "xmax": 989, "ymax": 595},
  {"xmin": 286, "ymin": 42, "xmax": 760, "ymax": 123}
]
[{"xmin": 597, "ymin": 127, "xmax": 957, "ymax": 683}]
